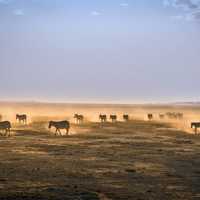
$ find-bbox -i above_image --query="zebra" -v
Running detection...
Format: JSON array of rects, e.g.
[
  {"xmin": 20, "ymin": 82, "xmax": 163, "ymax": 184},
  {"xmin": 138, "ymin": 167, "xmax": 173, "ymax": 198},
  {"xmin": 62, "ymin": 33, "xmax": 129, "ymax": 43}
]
[
  {"xmin": 147, "ymin": 114, "xmax": 153, "ymax": 121},
  {"xmin": 191, "ymin": 122, "xmax": 200, "ymax": 135},
  {"xmin": 0, "ymin": 115, "xmax": 2, "ymax": 122},
  {"xmin": 123, "ymin": 114, "xmax": 129, "ymax": 122},
  {"xmin": 99, "ymin": 114, "xmax": 107, "ymax": 123},
  {"xmin": 0, "ymin": 121, "xmax": 11, "ymax": 136},
  {"xmin": 16, "ymin": 114, "xmax": 27, "ymax": 124},
  {"xmin": 49, "ymin": 121, "xmax": 70, "ymax": 136},
  {"xmin": 110, "ymin": 115, "xmax": 117, "ymax": 123},
  {"xmin": 159, "ymin": 114, "xmax": 165, "ymax": 120},
  {"xmin": 177, "ymin": 113, "xmax": 183, "ymax": 120},
  {"xmin": 166, "ymin": 112, "xmax": 183, "ymax": 120},
  {"xmin": 74, "ymin": 114, "xmax": 84, "ymax": 124},
  {"xmin": 166, "ymin": 112, "xmax": 177, "ymax": 119}
]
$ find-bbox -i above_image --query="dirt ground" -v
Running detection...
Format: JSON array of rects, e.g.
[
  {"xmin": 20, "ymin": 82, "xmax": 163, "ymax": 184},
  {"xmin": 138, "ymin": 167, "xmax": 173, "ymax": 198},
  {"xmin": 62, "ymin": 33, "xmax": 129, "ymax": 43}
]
[
  {"xmin": 0, "ymin": 102, "xmax": 200, "ymax": 200},
  {"xmin": 0, "ymin": 117, "xmax": 200, "ymax": 200}
]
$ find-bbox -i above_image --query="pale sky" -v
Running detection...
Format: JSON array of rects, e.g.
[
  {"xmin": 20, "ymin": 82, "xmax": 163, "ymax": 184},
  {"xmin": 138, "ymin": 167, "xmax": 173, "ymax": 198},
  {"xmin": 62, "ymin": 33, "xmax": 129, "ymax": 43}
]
[{"xmin": 0, "ymin": 0, "xmax": 200, "ymax": 103}]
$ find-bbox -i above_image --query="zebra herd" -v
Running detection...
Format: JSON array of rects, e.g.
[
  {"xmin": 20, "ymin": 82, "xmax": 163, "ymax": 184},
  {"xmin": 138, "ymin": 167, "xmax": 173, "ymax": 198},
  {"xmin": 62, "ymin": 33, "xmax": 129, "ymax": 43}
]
[
  {"xmin": 0, "ymin": 112, "xmax": 200, "ymax": 136},
  {"xmin": 0, "ymin": 114, "xmax": 27, "ymax": 136},
  {"xmin": 148, "ymin": 112, "xmax": 184, "ymax": 120},
  {"xmin": 0, "ymin": 113, "xmax": 131, "ymax": 136}
]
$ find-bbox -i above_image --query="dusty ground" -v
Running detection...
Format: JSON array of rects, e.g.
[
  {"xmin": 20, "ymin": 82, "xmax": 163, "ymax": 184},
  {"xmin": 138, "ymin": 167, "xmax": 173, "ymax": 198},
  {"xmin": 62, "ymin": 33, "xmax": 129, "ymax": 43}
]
[{"xmin": 0, "ymin": 118, "xmax": 200, "ymax": 200}]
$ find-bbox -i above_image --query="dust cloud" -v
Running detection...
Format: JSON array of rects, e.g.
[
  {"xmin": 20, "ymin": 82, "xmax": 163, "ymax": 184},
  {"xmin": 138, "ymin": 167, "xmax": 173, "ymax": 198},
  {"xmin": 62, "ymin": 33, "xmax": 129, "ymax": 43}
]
[{"xmin": 0, "ymin": 101, "xmax": 200, "ymax": 134}]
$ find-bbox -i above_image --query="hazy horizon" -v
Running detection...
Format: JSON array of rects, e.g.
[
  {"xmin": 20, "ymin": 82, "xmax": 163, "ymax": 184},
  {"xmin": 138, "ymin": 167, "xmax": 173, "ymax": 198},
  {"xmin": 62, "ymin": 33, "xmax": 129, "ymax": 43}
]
[{"xmin": 1, "ymin": 0, "xmax": 200, "ymax": 102}]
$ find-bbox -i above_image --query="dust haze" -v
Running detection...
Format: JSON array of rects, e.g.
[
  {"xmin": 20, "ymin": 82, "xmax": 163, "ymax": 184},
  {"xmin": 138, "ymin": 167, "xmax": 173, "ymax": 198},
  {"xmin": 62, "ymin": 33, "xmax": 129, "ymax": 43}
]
[{"xmin": 1, "ymin": 101, "xmax": 199, "ymax": 133}]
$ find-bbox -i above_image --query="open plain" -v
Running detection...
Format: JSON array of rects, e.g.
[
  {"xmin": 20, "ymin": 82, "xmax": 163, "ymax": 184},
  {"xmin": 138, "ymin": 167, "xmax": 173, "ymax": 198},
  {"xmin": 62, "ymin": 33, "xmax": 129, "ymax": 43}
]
[{"xmin": 0, "ymin": 102, "xmax": 200, "ymax": 200}]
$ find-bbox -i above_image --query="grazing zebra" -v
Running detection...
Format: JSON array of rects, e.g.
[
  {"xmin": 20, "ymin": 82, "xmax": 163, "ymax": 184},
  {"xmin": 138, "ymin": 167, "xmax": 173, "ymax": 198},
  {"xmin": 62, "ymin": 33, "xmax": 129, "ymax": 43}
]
[
  {"xmin": 147, "ymin": 114, "xmax": 153, "ymax": 121},
  {"xmin": 110, "ymin": 115, "xmax": 117, "ymax": 123},
  {"xmin": 74, "ymin": 114, "xmax": 84, "ymax": 124},
  {"xmin": 159, "ymin": 114, "xmax": 165, "ymax": 120},
  {"xmin": 16, "ymin": 114, "xmax": 27, "ymax": 124},
  {"xmin": 191, "ymin": 122, "xmax": 200, "ymax": 134},
  {"xmin": 99, "ymin": 114, "xmax": 107, "ymax": 123},
  {"xmin": 123, "ymin": 114, "xmax": 129, "ymax": 122},
  {"xmin": 49, "ymin": 121, "xmax": 70, "ymax": 135},
  {"xmin": 0, "ymin": 121, "xmax": 11, "ymax": 136}
]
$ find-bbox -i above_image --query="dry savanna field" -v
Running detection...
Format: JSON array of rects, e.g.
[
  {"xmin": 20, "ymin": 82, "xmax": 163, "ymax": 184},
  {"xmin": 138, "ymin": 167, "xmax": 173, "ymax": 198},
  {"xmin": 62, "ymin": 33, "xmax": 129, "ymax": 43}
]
[{"xmin": 0, "ymin": 102, "xmax": 200, "ymax": 200}]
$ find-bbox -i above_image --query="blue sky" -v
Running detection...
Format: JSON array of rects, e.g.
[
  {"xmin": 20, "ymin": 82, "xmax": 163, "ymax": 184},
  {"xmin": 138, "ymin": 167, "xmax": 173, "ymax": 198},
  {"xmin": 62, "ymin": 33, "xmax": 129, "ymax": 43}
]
[{"xmin": 0, "ymin": 0, "xmax": 200, "ymax": 103}]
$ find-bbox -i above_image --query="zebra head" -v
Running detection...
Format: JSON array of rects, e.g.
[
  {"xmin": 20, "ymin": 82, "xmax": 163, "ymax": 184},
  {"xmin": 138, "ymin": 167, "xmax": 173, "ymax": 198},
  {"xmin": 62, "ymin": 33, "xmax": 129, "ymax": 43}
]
[{"xmin": 48, "ymin": 121, "xmax": 53, "ymax": 129}]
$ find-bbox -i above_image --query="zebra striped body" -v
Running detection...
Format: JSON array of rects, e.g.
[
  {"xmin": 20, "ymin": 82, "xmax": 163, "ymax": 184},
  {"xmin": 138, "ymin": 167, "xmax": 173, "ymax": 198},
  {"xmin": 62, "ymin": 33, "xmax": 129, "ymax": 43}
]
[
  {"xmin": 99, "ymin": 114, "xmax": 107, "ymax": 123},
  {"xmin": 110, "ymin": 115, "xmax": 117, "ymax": 123},
  {"xmin": 49, "ymin": 121, "xmax": 70, "ymax": 135},
  {"xmin": 0, "ymin": 121, "xmax": 11, "ymax": 136},
  {"xmin": 123, "ymin": 114, "xmax": 129, "ymax": 122},
  {"xmin": 16, "ymin": 114, "xmax": 27, "ymax": 124},
  {"xmin": 191, "ymin": 122, "xmax": 200, "ymax": 134},
  {"xmin": 74, "ymin": 114, "xmax": 84, "ymax": 124},
  {"xmin": 148, "ymin": 114, "xmax": 153, "ymax": 121}
]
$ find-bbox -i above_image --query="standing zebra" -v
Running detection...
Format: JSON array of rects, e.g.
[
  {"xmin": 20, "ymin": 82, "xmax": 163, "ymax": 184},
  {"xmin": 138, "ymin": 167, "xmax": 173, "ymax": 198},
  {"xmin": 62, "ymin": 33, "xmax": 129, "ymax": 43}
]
[
  {"xmin": 99, "ymin": 114, "xmax": 107, "ymax": 123},
  {"xmin": 49, "ymin": 121, "xmax": 70, "ymax": 136},
  {"xmin": 159, "ymin": 114, "xmax": 165, "ymax": 120},
  {"xmin": 110, "ymin": 115, "xmax": 117, "ymax": 123},
  {"xmin": 147, "ymin": 114, "xmax": 153, "ymax": 121},
  {"xmin": 123, "ymin": 114, "xmax": 129, "ymax": 122},
  {"xmin": 0, "ymin": 115, "xmax": 2, "ymax": 122},
  {"xmin": 74, "ymin": 114, "xmax": 84, "ymax": 124},
  {"xmin": 16, "ymin": 114, "xmax": 27, "ymax": 124},
  {"xmin": 177, "ymin": 113, "xmax": 183, "ymax": 120},
  {"xmin": 0, "ymin": 121, "xmax": 11, "ymax": 136},
  {"xmin": 191, "ymin": 122, "xmax": 200, "ymax": 135}
]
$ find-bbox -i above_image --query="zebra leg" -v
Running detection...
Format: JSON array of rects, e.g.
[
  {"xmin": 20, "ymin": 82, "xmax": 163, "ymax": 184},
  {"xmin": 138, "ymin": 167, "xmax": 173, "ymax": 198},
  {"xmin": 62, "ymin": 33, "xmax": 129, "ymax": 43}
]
[
  {"xmin": 8, "ymin": 128, "xmax": 11, "ymax": 137},
  {"xmin": 55, "ymin": 128, "xmax": 58, "ymax": 136},
  {"xmin": 66, "ymin": 128, "xmax": 69, "ymax": 135},
  {"xmin": 58, "ymin": 129, "xmax": 62, "ymax": 136},
  {"xmin": 6, "ymin": 129, "xmax": 8, "ymax": 137},
  {"xmin": 5, "ymin": 129, "xmax": 7, "ymax": 137}
]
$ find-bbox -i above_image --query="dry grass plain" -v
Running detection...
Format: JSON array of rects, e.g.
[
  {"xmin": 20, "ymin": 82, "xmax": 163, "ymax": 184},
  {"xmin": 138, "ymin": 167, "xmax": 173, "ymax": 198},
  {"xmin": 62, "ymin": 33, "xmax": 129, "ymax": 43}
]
[{"xmin": 0, "ymin": 102, "xmax": 200, "ymax": 200}]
